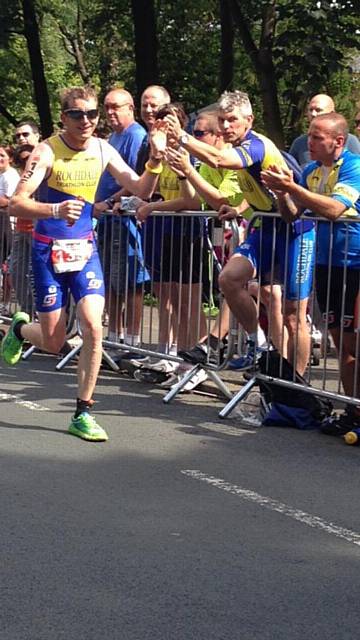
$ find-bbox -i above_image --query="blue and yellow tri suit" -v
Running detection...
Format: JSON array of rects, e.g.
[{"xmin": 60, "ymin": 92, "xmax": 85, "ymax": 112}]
[
  {"xmin": 33, "ymin": 135, "xmax": 111, "ymax": 312},
  {"xmin": 302, "ymin": 149, "xmax": 360, "ymax": 329},
  {"xmin": 302, "ymin": 149, "xmax": 360, "ymax": 268},
  {"xmin": 233, "ymin": 130, "xmax": 315, "ymax": 300}
]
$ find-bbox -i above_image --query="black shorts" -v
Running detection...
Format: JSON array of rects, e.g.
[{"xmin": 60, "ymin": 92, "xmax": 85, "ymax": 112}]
[
  {"xmin": 150, "ymin": 233, "xmax": 203, "ymax": 284},
  {"xmin": 316, "ymin": 265, "xmax": 360, "ymax": 331}
]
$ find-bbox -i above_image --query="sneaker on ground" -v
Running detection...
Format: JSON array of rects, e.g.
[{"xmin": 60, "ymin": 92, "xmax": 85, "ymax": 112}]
[
  {"xmin": 144, "ymin": 358, "xmax": 179, "ymax": 374},
  {"xmin": 320, "ymin": 405, "xmax": 360, "ymax": 437},
  {"xmin": 129, "ymin": 355, "xmax": 151, "ymax": 368},
  {"xmin": 178, "ymin": 343, "xmax": 223, "ymax": 366},
  {"xmin": 228, "ymin": 341, "xmax": 263, "ymax": 371},
  {"xmin": 1, "ymin": 311, "xmax": 30, "ymax": 365},
  {"xmin": 121, "ymin": 351, "xmax": 149, "ymax": 361},
  {"xmin": 181, "ymin": 367, "xmax": 208, "ymax": 392},
  {"xmin": 68, "ymin": 412, "xmax": 108, "ymax": 442},
  {"xmin": 159, "ymin": 372, "xmax": 181, "ymax": 389}
]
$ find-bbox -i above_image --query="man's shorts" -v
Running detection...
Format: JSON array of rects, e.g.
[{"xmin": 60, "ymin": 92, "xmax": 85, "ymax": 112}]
[
  {"xmin": 143, "ymin": 216, "xmax": 204, "ymax": 285},
  {"xmin": 146, "ymin": 233, "xmax": 203, "ymax": 284},
  {"xmin": 32, "ymin": 239, "xmax": 105, "ymax": 313},
  {"xmin": 98, "ymin": 216, "xmax": 149, "ymax": 295},
  {"xmin": 233, "ymin": 225, "xmax": 315, "ymax": 300},
  {"xmin": 316, "ymin": 264, "xmax": 360, "ymax": 331}
]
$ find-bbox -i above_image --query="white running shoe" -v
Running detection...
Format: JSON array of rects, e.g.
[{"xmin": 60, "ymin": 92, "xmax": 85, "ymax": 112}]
[
  {"xmin": 179, "ymin": 367, "xmax": 208, "ymax": 393},
  {"xmin": 145, "ymin": 358, "xmax": 179, "ymax": 374}
]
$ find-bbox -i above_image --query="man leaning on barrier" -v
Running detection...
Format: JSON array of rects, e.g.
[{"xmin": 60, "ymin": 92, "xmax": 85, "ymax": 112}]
[
  {"xmin": 262, "ymin": 112, "xmax": 360, "ymax": 436},
  {"xmin": 165, "ymin": 91, "xmax": 315, "ymax": 375},
  {"xmin": 1, "ymin": 85, "xmax": 166, "ymax": 443}
]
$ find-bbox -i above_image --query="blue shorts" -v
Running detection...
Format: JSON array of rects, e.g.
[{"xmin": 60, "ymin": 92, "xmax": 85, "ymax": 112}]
[
  {"xmin": 32, "ymin": 239, "xmax": 105, "ymax": 312},
  {"xmin": 234, "ymin": 226, "xmax": 315, "ymax": 300}
]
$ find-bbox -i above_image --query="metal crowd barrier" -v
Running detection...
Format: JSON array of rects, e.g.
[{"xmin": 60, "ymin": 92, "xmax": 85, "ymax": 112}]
[
  {"xmin": 219, "ymin": 211, "xmax": 360, "ymax": 419},
  {"xmin": 1, "ymin": 207, "xmax": 358, "ymax": 424},
  {"xmin": 98, "ymin": 209, "xmax": 242, "ymax": 400}
]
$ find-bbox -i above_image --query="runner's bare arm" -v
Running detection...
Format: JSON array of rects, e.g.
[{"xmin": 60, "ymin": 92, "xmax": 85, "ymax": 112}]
[
  {"xmin": 106, "ymin": 130, "xmax": 167, "ymax": 199},
  {"xmin": 9, "ymin": 143, "xmax": 85, "ymax": 223}
]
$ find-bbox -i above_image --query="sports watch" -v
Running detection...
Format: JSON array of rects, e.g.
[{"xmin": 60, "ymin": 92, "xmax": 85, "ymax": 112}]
[{"xmin": 179, "ymin": 132, "xmax": 190, "ymax": 146}]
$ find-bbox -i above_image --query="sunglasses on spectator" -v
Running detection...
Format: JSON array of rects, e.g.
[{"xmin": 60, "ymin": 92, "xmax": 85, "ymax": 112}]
[
  {"xmin": 15, "ymin": 131, "xmax": 31, "ymax": 140},
  {"xmin": 64, "ymin": 109, "xmax": 99, "ymax": 120},
  {"xmin": 355, "ymin": 119, "xmax": 360, "ymax": 127},
  {"xmin": 193, "ymin": 129, "xmax": 211, "ymax": 138}
]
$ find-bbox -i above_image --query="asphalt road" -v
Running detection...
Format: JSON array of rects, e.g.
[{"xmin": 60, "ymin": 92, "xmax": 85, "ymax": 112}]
[{"xmin": 1, "ymin": 353, "xmax": 359, "ymax": 640}]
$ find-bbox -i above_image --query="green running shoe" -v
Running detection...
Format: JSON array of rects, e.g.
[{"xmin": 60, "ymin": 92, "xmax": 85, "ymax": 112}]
[
  {"xmin": 68, "ymin": 412, "xmax": 108, "ymax": 442},
  {"xmin": 1, "ymin": 311, "xmax": 30, "ymax": 365}
]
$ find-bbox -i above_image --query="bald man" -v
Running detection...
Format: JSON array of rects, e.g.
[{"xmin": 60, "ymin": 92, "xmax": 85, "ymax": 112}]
[
  {"xmin": 289, "ymin": 94, "xmax": 360, "ymax": 167},
  {"xmin": 95, "ymin": 88, "xmax": 148, "ymax": 349}
]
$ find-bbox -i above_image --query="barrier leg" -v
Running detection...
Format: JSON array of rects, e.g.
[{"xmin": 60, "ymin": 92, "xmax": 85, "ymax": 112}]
[
  {"xmin": 101, "ymin": 348, "xmax": 120, "ymax": 372},
  {"xmin": 55, "ymin": 342, "xmax": 82, "ymax": 371},
  {"xmin": 22, "ymin": 344, "xmax": 37, "ymax": 360},
  {"xmin": 163, "ymin": 364, "xmax": 202, "ymax": 403},
  {"xmin": 163, "ymin": 364, "xmax": 234, "ymax": 404},
  {"xmin": 219, "ymin": 376, "xmax": 257, "ymax": 418}
]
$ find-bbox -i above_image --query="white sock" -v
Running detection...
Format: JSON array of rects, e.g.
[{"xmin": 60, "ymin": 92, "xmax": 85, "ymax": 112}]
[
  {"xmin": 125, "ymin": 333, "xmax": 140, "ymax": 346},
  {"xmin": 257, "ymin": 326, "xmax": 267, "ymax": 347}
]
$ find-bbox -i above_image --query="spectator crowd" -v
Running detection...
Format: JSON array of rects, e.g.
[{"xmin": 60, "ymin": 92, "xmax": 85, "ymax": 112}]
[{"xmin": 0, "ymin": 84, "xmax": 359, "ymax": 443}]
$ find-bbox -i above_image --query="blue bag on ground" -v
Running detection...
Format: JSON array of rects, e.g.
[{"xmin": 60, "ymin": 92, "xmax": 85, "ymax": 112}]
[{"xmin": 258, "ymin": 350, "xmax": 333, "ymax": 430}]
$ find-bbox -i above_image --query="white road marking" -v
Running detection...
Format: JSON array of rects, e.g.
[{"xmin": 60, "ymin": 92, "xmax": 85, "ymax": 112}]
[
  {"xmin": 0, "ymin": 392, "xmax": 49, "ymax": 411},
  {"xmin": 181, "ymin": 469, "xmax": 360, "ymax": 547}
]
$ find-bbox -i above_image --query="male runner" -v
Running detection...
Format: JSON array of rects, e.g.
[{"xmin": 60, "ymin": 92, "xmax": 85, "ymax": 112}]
[{"xmin": 1, "ymin": 85, "xmax": 165, "ymax": 442}]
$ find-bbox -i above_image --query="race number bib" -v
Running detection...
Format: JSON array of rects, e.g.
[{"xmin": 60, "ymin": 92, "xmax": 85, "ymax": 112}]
[{"xmin": 51, "ymin": 238, "xmax": 92, "ymax": 273}]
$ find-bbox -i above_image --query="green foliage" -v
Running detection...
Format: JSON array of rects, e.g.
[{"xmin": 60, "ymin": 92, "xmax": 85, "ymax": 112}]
[{"xmin": 0, "ymin": 0, "xmax": 359, "ymax": 143}]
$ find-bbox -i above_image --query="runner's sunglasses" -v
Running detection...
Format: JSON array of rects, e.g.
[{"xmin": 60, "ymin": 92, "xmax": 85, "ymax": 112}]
[{"xmin": 64, "ymin": 109, "xmax": 99, "ymax": 120}]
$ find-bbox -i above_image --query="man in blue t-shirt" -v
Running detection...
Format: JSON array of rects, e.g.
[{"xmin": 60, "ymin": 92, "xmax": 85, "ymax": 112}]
[{"xmin": 95, "ymin": 88, "xmax": 147, "ymax": 350}]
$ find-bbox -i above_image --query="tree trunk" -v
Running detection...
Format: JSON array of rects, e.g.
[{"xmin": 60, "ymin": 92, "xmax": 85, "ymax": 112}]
[
  {"xmin": 131, "ymin": 0, "xmax": 158, "ymax": 102},
  {"xmin": 0, "ymin": 101, "xmax": 18, "ymax": 126},
  {"xmin": 219, "ymin": 0, "xmax": 234, "ymax": 93},
  {"xmin": 22, "ymin": 0, "xmax": 53, "ymax": 138},
  {"xmin": 229, "ymin": 0, "xmax": 284, "ymax": 147}
]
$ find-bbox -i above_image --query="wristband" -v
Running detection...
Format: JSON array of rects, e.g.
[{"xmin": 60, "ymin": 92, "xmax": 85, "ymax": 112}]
[
  {"xmin": 105, "ymin": 197, "xmax": 116, "ymax": 208},
  {"xmin": 145, "ymin": 160, "xmax": 163, "ymax": 175},
  {"xmin": 52, "ymin": 203, "xmax": 60, "ymax": 218}
]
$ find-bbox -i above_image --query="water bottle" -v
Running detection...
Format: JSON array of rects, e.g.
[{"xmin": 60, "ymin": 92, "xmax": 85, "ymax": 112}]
[{"xmin": 344, "ymin": 427, "xmax": 360, "ymax": 445}]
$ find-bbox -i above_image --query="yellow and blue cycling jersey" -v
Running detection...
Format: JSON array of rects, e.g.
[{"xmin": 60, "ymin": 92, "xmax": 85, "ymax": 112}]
[
  {"xmin": 36, "ymin": 134, "xmax": 109, "ymax": 240},
  {"xmin": 234, "ymin": 130, "xmax": 287, "ymax": 212},
  {"xmin": 302, "ymin": 150, "xmax": 360, "ymax": 267}
]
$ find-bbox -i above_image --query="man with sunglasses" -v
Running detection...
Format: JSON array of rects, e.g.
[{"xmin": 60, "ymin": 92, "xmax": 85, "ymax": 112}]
[
  {"xmin": 94, "ymin": 88, "xmax": 147, "ymax": 352},
  {"xmin": 2, "ymin": 85, "xmax": 165, "ymax": 443}
]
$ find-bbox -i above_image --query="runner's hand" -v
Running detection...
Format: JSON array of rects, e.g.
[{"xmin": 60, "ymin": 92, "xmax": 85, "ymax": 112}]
[{"xmin": 58, "ymin": 199, "xmax": 85, "ymax": 224}]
